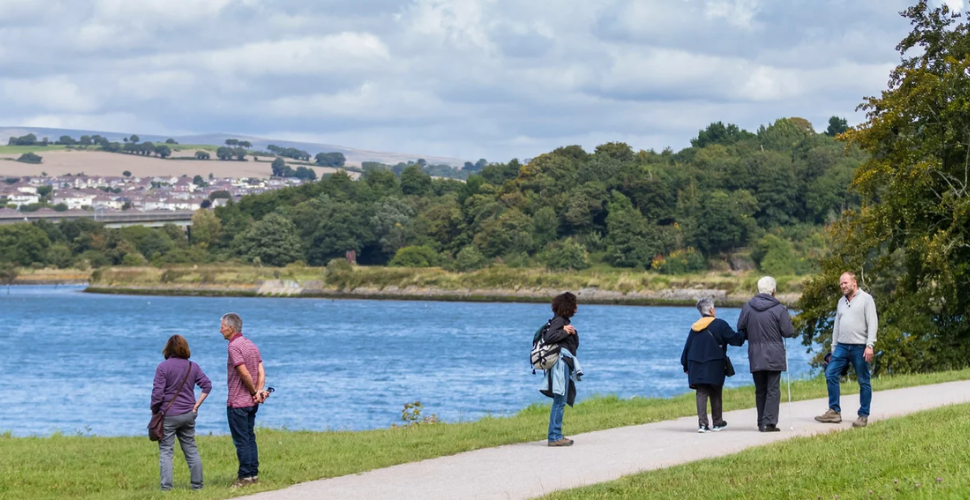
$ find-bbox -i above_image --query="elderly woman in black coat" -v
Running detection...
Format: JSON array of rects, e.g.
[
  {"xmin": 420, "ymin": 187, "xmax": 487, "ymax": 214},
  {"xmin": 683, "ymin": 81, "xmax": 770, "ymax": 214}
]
[{"xmin": 681, "ymin": 297, "xmax": 745, "ymax": 433}]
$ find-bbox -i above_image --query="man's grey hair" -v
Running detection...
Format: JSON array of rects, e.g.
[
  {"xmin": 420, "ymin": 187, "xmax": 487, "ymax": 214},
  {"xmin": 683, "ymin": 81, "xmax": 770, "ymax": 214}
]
[
  {"xmin": 221, "ymin": 312, "xmax": 243, "ymax": 333},
  {"xmin": 758, "ymin": 276, "xmax": 777, "ymax": 295},
  {"xmin": 696, "ymin": 297, "xmax": 715, "ymax": 317}
]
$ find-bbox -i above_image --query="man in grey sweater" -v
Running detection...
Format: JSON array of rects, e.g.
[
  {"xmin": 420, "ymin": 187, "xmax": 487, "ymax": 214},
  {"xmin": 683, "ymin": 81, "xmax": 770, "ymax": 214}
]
[{"xmin": 815, "ymin": 272, "xmax": 878, "ymax": 427}]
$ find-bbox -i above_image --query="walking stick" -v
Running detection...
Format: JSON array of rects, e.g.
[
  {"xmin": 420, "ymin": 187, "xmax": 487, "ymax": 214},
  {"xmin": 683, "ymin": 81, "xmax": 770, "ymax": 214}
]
[{"xmin": 785, "ymin": 338, "xmax": 793, "ymax": 430}]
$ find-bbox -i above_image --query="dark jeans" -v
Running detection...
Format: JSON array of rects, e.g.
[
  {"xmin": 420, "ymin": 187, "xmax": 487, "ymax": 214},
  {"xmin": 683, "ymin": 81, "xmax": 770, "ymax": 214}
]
[
  {"xmin": 826, "ymin": 343, "xmax": 872, "ymax": 417},
  {"xmin": 227, "ymin": 405, "xmax": 259, "ymax": 479},
  {"xmin": 695, "ymin": 384, "xmax": 723, "ymax": 427},
  {"xmin": 753, "ymin": 370, "xmax": 782, "ymax": 427}
]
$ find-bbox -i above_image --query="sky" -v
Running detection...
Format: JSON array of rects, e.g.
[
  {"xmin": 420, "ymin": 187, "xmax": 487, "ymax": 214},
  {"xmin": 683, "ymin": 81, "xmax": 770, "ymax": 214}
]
[{"xmin": 0, "ymin": 0, "xmax": 966, "ymax": 162}]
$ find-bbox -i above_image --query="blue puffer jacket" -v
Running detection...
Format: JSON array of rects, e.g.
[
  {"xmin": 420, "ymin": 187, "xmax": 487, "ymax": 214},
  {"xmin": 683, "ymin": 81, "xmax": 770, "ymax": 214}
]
[{"xmin": 680, "ymin": 316, "xmax": 744, "ymax": 388}]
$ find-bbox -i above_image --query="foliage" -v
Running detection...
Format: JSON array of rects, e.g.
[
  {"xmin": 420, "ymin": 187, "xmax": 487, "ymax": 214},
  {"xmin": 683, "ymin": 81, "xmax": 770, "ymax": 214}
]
[
  {"xmin": 389, "ymin": 245, "xmax": 439, "ymax": 268},
  {"xmin": 540, "ymin": 238, "xmax": 590, "ymax": 270},
  {"xmin": 235, "ymin": 213, "xmax": 304, "ymax": 267},
  {"xmin": 190, "ymin": 209, "xmax": 222, "ymax": 248},
  {"xmin": 315, "ymin": 152, "xmax": 346, "ymax": 167},
  {"xmin": 651, "ymin": 248, "xmax": 706, "ymax": 275},
  {"xmin": 16, "ymin": 152, "xmax": 42, "ymax": 164},
  {"xmin": 453, "ymin": 245, "xmax": 488, "ymax": 272},
  {"xmin": 796, "ymin": 1, "xmax": 970, "ymax": 374}
]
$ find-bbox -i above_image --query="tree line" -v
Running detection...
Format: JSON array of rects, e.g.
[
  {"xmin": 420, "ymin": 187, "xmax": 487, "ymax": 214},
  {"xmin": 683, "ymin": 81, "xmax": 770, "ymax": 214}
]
[{"xmin": 0, "ymin": 115, "xmax": 861, "ymax": 276}]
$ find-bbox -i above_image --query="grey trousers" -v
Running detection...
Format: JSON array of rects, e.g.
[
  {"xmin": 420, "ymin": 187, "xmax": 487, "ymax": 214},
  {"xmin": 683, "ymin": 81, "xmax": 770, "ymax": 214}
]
[
  {"xmin": 159, "ymin": 411, "xmax": 203, "ymax": 491},
  {"xmin": 753, "ymin": 370, "xmax": 782, "ymax": 427},
  {"xmin": 695, "ymin": 384, "xmax": 723, "ymax": 427}
]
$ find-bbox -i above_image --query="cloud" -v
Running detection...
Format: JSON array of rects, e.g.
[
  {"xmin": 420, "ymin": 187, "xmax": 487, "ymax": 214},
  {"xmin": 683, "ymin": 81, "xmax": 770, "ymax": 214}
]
[{"xmin": 0, "ymin": 0, "xmax": 929, "ymax": 160}]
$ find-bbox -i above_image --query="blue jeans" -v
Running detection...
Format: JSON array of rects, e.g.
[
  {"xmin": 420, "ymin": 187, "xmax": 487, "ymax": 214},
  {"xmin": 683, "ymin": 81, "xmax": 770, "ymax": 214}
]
[
  {"xmin": 227, "ymin": 406, "xmax": 259, "ymax": 479},
  {"xmin": 826, "ymin": 344, "xmax": 872, "ymax": 417},
  {"xmin": 548, "ymin": 393, "xmax": 567, "ymax": 442}
]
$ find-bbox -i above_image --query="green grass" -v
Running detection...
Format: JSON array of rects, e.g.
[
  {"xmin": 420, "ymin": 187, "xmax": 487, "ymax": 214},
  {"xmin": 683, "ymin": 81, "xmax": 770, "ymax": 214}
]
[
  {"xmin": 0, "ymin": 145, "xmax": 70, "ymax": 154},
  {"xmin": 2, "ymin": 370, "xmax": 970, "ymax": 499},
  {"xmin": 543, "ymin": 402, "xmax": 970, "ymax": 500}
]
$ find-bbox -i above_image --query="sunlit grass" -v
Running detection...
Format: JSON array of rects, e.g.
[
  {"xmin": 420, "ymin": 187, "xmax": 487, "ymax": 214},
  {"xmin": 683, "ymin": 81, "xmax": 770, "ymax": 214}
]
[
  {"xmin": 544, "ymin": 402, "xmax": 970, "ymax": 499},
  {"xmin": 2, "ymin": 369, "xmax": 968, "ymax": 499}
]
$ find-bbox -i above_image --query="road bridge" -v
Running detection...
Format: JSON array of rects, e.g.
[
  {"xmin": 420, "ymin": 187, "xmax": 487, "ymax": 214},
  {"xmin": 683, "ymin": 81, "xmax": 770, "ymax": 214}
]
[{"xmin": 0, "ymin": 210, "xmax": 195, "ymax": 228}]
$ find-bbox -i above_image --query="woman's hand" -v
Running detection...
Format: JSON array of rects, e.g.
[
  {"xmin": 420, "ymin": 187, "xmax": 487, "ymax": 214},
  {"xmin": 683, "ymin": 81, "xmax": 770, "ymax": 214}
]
[{"xmin": 564, "ymin": 325, "xmax": 576, "ymax": 335}]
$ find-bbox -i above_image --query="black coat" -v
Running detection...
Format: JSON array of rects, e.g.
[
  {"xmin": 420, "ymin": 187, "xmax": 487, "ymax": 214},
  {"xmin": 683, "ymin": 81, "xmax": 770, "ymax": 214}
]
[
  {"xmin": 737, "ymin": 294, "xmax": 795, "ymax": 372},
  {"xmin": 541, "ymin": 315, "xmax": 579, "ymax": 405},
  {"xmin": 681, "ymin": 317, "xmax": 744, "ymax": 388}
]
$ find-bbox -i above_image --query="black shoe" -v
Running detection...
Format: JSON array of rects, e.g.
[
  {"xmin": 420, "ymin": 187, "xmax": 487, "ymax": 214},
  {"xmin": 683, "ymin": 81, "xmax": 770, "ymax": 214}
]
[
  {"xmin": 759, "ymin": 424, "xmax": 780, "ymax": 432},
  {"xmin": 712, "ymin": 421, "xmax": 727, "ymax": 432}
]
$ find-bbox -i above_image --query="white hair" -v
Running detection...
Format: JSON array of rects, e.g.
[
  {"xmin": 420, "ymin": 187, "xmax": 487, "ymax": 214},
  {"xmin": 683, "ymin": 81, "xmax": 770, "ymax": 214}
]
[
  {"xmin": 757, "ymin": 276, "xmax": 777, "ymax": 295},
  {"xmin": 696, "ymin": 297, "xmax": 715, "ymax": 316}
]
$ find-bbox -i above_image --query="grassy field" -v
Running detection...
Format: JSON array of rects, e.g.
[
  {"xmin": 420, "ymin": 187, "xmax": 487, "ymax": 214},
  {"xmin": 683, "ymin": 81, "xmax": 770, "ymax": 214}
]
[
  {"xmin": 544, "ymin": 402, "xmax": 970, "ymax": 500},
  {"xmin": 0, "ymin": 144, "xmax": 71, "ymax": 155},
  {"xmin": 89, "ymin": 265, "xmax": 809, "ymax": 302},
  {"xmin": 2, "ymin": 370, "xmax": 969, "ymax": 499}
]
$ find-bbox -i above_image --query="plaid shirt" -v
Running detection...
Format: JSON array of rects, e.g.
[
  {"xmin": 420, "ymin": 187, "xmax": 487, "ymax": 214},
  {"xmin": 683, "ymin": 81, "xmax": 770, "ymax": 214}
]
[{"xmin": 227, "ymin": 334, "xmax": 263, "ymax": 408}]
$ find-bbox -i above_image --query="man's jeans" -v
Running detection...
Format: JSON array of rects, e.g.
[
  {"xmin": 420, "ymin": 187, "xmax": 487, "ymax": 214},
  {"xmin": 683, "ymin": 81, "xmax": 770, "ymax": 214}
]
[
  {"xmin": 159, "ymin": 411, "xmax": 203, "ymax": 490},
  {"xmin": 227, "ymin": 406, "xmax": 259, "ymax": 479},
  {"xmin": 826, "ymin": 343, "xmax": 872, "ymax": 417},
  {"xmin": 548, "ymin": 393, "xmax": 567, "ymax": 442}
]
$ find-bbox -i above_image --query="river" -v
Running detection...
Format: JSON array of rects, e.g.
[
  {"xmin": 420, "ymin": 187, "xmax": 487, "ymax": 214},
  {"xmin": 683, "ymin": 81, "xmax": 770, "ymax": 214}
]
[{"xmin": 0, "ymin": 285, "xmax": 816, "ymax": 436}]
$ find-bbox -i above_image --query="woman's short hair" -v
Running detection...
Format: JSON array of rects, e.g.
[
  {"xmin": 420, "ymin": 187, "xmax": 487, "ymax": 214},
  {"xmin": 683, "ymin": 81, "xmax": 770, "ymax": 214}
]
[
  {"xmin": 552, "ymin": 292, "xmax": 578, "ymax": 318},
  {"xmin": 163, "ymin": 335, "xmax": 191, "ymax": 360}
]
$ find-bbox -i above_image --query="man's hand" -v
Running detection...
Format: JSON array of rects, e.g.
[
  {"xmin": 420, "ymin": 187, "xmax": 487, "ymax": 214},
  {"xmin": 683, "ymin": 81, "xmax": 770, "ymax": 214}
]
[
  {"xmin": 564, "ymin": 325, "xmax": 576, "ymax": 335},
  {"xmin": 864, "ymin": 346, "xmax": 874, "ymax": 363}
]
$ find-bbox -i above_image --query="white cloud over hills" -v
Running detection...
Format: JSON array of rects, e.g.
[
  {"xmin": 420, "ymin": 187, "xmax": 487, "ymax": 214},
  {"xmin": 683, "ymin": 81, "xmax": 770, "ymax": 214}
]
[{"xmin": 0, "ymin": 0, "xmax": 951, "ymax": 161}]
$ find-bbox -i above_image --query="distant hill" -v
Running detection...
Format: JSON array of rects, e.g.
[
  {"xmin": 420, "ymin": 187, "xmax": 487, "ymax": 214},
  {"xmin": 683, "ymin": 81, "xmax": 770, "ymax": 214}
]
[{"xmin": 0, "ymin": 127, "xmax": 465, "ymax": 168}]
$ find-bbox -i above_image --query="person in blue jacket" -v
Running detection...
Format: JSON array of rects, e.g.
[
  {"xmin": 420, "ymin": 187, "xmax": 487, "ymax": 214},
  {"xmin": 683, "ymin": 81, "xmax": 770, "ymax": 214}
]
[{"xmin": 681, "ymin": 297, "xmax": 745, "ymax": 433}]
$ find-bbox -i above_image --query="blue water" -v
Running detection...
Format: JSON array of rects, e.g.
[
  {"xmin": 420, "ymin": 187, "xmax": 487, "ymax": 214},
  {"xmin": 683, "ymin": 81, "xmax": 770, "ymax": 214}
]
[{"xmin": 0, "ymin": 286, "xmax": 817, "ymax": 437}]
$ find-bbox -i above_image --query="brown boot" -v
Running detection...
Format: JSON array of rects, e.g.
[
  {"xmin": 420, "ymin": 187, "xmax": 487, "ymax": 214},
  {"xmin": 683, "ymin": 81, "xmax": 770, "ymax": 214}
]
[
  {"xmin": 852, "ymin": 416, "xmax": 868, "ymax": 428},
  {"xmin": 548, "ymin": 438, "xmax": 574, "ymax": 447},
  {"xmin": 814, "ymin": 409, "xmax": 842, "ymax": 423}
]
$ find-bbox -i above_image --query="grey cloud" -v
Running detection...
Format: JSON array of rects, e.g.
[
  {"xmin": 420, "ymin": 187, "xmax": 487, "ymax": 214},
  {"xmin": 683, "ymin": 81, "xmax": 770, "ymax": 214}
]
[{"xmin": 0, "ymin": 0, "xmax": 932, "ymax": 161}]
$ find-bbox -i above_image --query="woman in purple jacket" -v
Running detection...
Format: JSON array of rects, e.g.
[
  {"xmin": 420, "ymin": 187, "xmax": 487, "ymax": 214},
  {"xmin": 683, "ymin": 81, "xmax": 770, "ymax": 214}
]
[{"xmin": 151, "ymin": 335, "xmax": 212, "ymax": 491}]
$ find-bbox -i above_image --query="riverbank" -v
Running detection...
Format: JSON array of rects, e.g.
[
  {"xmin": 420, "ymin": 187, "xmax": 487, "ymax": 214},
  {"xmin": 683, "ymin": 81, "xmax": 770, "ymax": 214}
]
[
  {"xmin": 10, "ymin": 268, "xmax": 91, "ymax": 285},
  {"xmin": 83, "ymin": 265, "xmax": 806, "ymax": 306},
  {"xmin": 2, "ymin": 369, "xmax": 968, "ymax": 500}
]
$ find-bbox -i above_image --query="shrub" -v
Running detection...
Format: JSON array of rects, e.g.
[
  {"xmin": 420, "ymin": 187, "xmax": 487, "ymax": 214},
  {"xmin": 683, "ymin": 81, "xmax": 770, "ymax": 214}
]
[
  {"xmin": 389, "ymin": 246, "xmax": 438, "ymax": 268},
  {"xmin": 121, "ymin": 253, "xmax": 148, "ymax": 266},
  {"xmin": 540, "ymin": 238, "xmax": 590, "ymax": 270},
  {"xmin": 16, "ymin": 152, "xmax": 42, "ymax": 164},
  {"xmin": 652, "ymin": 247, "xmax": 706, "ymax": 275},
  {"xmin": 453, "ymin": 245, "xmax": 488, "ymax": 272},
  {"xmin": 326, "ymin": 257, "xmax": 352, "ymax": 274}
]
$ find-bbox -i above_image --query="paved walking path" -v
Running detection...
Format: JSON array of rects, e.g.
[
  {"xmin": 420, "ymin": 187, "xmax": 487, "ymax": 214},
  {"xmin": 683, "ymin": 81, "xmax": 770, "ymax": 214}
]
[{"xmin": 246, "ymin": 380, "xmax": 970, "ymax": 500}]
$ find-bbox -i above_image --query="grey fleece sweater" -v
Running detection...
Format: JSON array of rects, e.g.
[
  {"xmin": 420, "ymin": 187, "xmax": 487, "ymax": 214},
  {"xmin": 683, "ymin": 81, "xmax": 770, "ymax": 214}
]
[{"xmin": 832, "ymin": 289, "xmax": 878, "ymax": 350}]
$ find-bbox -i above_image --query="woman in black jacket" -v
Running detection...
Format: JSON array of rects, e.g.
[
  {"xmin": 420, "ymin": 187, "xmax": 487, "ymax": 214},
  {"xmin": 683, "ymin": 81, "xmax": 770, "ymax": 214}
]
[
  {"xmin": 541, "ymin": 292, "xmax": 579, "ymax": 447},
  {"xmin": 681, "ymin": 297, "xmax": 744, "ymax": 433}
]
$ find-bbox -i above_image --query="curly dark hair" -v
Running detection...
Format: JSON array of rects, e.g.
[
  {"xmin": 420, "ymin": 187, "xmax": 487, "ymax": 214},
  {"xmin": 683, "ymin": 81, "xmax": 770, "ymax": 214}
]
[
  {"xmin": 162, "ymin": 335, "xmax": 191, "ymax": 360},
  {"xmin": 552, "ymin": 292, "xmax": 578, "ymax": 318}
]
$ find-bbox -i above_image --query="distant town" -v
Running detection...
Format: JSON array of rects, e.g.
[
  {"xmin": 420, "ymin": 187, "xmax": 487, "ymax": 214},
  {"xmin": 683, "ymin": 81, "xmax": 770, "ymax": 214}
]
[{"xmin": 0, "ymin": 172, "xmax": 310, "ymax": 215}]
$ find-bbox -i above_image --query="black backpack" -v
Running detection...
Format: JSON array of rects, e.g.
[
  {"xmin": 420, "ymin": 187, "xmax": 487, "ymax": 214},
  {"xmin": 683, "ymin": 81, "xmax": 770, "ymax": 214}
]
[{"xmin": 530, "ymin": 319, "xmax": 561, "ymax": 373}]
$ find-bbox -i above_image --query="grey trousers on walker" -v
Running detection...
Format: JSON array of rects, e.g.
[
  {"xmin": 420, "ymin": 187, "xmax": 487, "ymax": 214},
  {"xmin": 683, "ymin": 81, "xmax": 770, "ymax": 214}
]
[
  {"xmin": 159, "ymin": 411, "xmax": 203, "ymax": 490},
  {"xmin": 753, "ymin": 370, "xmax": 782, "ymax": 427}
]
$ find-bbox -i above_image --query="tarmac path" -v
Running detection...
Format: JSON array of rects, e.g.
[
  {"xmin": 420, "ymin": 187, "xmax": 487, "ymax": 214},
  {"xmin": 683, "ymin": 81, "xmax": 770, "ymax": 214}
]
[{"xmin": 246, "ymin": 380, "xmax": 970, "ymax": 500}]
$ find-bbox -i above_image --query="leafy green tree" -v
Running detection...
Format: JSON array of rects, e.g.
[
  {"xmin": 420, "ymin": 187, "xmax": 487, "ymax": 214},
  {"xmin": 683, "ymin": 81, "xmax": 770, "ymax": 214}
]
[
  {"xmin": 389, "ymin": 245, "xmax": 438, "ymax": 267},
  {"xmin": 690, "ymin": 189, "xmax": 758, "ymax": 255},
  {"xmin": 58, "ymin": 135, "xmax": 75, "ymax": 146},
  {"xmin": 190, "ymin": 209, "xmax": 222, "ymax": 248},
  {"xmin": 165, "ymin": 138, "xmax": 178, "ymax": 144},
  {"xmin": 315, "ymin": 152, "xmax": 346, "ymax": 167},
  {"xmin": 136, "ymin": 230, "xmax": 175, "ymax": 260},
  {"xmin": 824, "ymin": 116, "xmax": 849, "ymax": 137},
  {"xmin": 192, "ymin": 175, "xmax": 207, "ymax": 187},
  {"xmin": 235, "ymin": 213, "xmax": 304, "ymax": 267},
  {"xmin": 46, "ymin": 244, "xmax": 73, "ymax": 268},
  {"xmin": 474, "ymin": 209, "xmax": 535, "ymax": 258},
  {"xmin": 271, "ymin": 158, "xmax": 287, "ymax": 177},
  {"xmin": 540, "ymin": 238, "xmax": 589, "ymax": 270},
  {"xmin": 195, "ymin": 151, "xmax": 210, "ymax": 160},
  {"xmin": 123, "ymin": 170, "xmax": 131, "ymax": 177},
  {"xmin": 691, "ymin": 122, "xmax": 756, "ymax": 148},
  {"xmin": 797, "ymin": 1, "xmax": 970, "ymax": 374},
  {"xmin": 0, "ymin": 224, "xmax": 51, "ymax": 266},
  {"xmin": 16, "ymin": 153, "xmax": 41, "ymax": 164},
  {"xmin": 400, "ymin": 165, "xmax": 432, "ymax": 196},
  {"xmin": 453, "ymin": 245, "xmax": 488, "ymax": 271},
  {"xmin": 294, "ymin": 166, "xmax": 317, "ymax": 181},
  {"xmin": 129, "ymin": 135, "xmax": 139, "ymax": 143},
  {"xmin": 154, "ymin": 144, "xmax": 171, "ymax": 158},
  {"xmin": 604, "ymin": 192, "xmax": 658, "ymax": 268}
]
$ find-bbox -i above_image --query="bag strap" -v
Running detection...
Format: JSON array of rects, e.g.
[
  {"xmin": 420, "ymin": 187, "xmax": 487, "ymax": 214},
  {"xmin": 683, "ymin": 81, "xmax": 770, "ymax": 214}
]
[
  {"xmin": 161, "ymin": 361, "xmax": 193, "ymax": 416},
  {"xmin": 704, "ymin": 329, "xmax": 725, "ymax": 349}
]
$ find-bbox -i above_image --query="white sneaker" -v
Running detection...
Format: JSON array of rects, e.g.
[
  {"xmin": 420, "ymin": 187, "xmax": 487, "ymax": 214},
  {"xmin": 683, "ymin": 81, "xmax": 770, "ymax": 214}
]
[{"xmin": 698, "ymin": 425, "xmax": 711, "ymax": 433}]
